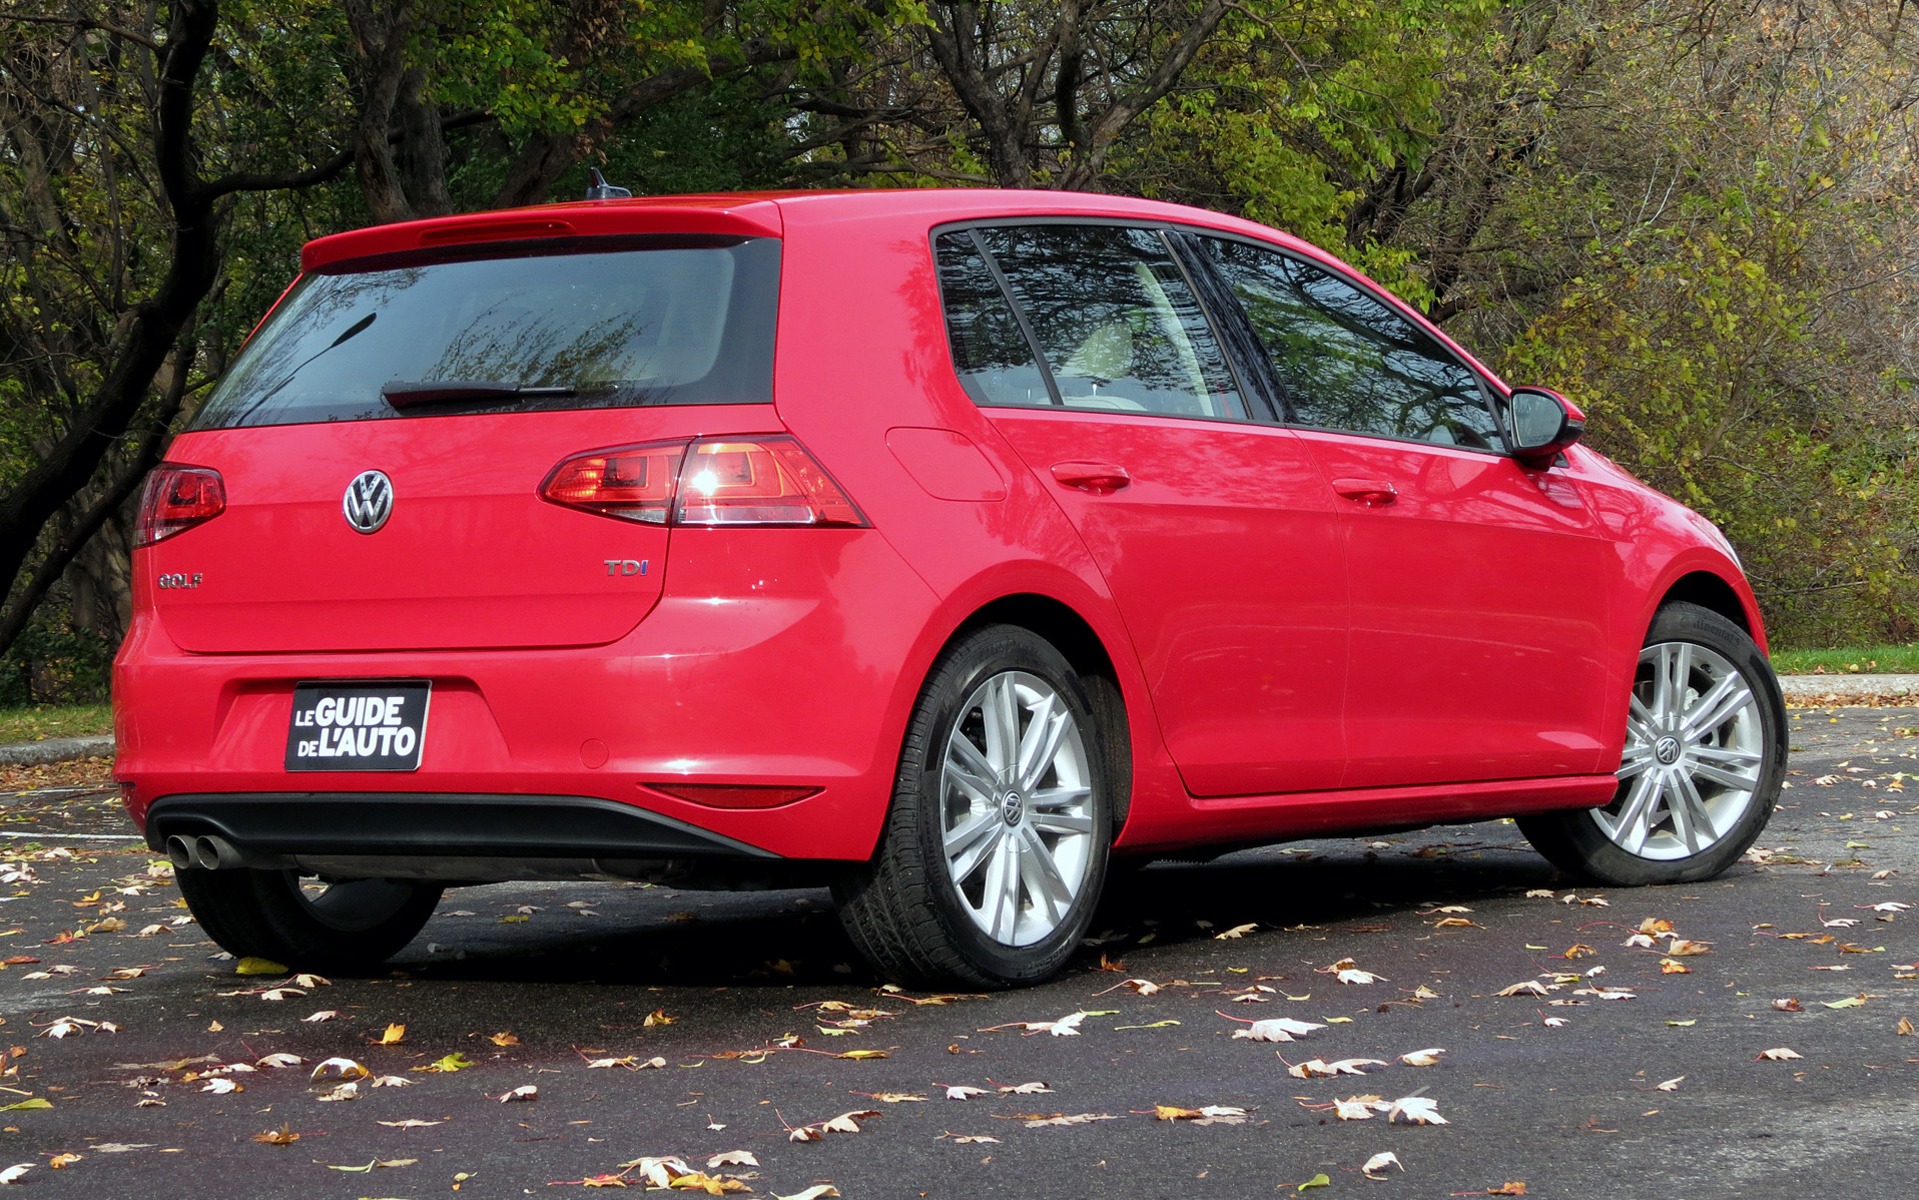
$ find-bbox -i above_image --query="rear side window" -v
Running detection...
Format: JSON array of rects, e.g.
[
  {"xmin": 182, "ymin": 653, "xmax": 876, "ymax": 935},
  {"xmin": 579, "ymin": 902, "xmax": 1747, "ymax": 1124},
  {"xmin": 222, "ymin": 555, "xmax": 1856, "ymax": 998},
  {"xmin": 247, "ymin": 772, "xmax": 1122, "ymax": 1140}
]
[
  {"xmin": 1195, "ymin": 237, "xmax": 1497, "ymax": 448},
  {"xmin": 933, "ymin": 233, "xmax": 1052, "ymax": 407},
  {"xmin": 935, "ymin": 224, "xmax": 1247, "ymax": 421},
  {"xmin": 193, "ymin": 238, "xmax": 779, "ymax": 429}
]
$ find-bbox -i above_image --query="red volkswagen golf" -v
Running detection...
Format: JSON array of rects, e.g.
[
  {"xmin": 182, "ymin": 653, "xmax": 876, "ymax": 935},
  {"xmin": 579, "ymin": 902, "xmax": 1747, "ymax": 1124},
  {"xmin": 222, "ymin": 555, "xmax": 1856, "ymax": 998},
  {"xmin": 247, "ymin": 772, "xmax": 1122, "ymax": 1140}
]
[{"xmin": 115, "ymin": 189, "xmax": 1786, "ymax": 987}]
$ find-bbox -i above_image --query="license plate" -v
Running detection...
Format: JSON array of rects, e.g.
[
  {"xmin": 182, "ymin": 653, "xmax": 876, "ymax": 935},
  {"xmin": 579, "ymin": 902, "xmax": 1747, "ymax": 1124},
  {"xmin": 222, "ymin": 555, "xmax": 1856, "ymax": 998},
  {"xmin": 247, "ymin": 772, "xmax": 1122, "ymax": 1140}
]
[{"xmin": 285, "ymin": 681, "xmax": 430, "ymax": 772}]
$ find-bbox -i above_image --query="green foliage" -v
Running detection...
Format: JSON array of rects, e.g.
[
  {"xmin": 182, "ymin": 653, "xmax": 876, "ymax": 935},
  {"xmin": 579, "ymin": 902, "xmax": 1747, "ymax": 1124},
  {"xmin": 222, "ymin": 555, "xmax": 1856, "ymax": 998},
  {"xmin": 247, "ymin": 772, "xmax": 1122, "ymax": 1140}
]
[
  {"xmin": 0, "ymin": 604, "xmax": 114, "ymax": 708},
  {"xmin": 0, "ymin": 705, "xmax": 114, "ymax": 744}
]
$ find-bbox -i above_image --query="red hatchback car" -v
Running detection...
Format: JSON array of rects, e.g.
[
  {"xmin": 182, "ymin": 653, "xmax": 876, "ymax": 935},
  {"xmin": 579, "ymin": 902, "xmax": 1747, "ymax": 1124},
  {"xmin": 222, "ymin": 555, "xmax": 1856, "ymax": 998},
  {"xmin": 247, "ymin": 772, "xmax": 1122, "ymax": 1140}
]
[{"xmin": 115, "ymin": 189, "xmax": 1787, "ymax": 987}]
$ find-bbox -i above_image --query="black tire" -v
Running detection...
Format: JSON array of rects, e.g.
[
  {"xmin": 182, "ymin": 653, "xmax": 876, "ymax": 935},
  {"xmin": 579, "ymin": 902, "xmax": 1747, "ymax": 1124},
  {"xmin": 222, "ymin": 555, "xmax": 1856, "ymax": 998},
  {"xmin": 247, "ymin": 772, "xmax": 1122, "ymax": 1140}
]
[
  {"xmin": 175, "ymin": 868, "xmax": 442, "ymax": 974},
  {"xmin": 1519, "ymin": 601, "xmax": 1786, "ymax": 885},
  {"xmin": 835, "ymin": 625, "xmax": 1113, "ymax": 988}
]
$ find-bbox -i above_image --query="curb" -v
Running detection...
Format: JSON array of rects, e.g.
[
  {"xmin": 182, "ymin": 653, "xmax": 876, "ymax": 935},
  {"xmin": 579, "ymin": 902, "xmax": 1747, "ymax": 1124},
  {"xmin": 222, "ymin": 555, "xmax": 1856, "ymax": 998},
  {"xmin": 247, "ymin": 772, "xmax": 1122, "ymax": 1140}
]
[{"xmin": 0, "ymin": 735, "xmax": 116, "ymax": 767}]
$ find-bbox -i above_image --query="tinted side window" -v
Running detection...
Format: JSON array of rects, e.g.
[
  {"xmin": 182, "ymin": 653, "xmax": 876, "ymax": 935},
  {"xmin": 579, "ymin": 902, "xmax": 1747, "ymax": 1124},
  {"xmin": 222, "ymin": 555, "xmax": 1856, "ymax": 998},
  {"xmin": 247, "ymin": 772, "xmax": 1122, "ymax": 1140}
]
[
  {"xmin": 1197, "ymin": 238, "xmax": 1499, "ymax": 448},
  {"xmin": 193, "ymin": 239, "xmax": 779, "ymax": 429},
  {"xmin": 976, "ymin": 225, "xmax": 1246, "ymax": 420},
  {"xmin": 933, "ymin": 232, "xmax": 1052, "ymax": 407}
]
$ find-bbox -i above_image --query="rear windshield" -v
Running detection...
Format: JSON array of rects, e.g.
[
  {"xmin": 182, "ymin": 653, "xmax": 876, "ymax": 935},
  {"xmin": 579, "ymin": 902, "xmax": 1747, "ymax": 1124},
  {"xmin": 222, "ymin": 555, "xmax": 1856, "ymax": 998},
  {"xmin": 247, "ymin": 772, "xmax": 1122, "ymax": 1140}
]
[{"xmin": 192, "ymin": 237, "xmax": 779, "ymax": 429}]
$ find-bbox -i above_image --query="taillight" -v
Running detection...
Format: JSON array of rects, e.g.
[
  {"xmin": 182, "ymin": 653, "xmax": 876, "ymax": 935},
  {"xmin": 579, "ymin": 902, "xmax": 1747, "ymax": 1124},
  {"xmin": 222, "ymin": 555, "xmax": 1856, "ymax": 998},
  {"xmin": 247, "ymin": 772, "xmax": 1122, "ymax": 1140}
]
[
  {"xmin": 541, "ymin": 437, "xmax": 866, "ymax": 528},
  {"xmin": 135, "ymin": 464, "xmax": 225, "ymax": 547}
]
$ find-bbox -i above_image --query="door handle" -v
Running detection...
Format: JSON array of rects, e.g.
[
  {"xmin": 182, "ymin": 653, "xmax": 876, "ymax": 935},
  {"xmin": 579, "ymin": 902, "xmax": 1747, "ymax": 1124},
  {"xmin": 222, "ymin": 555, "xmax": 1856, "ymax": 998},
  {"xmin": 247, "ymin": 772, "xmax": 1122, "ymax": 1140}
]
[
  {"xmin": 1332, "ymin": 478, "xmax": 1397, "ymax": 506},
  {"xmin": 1051, "ymin": 462, "xmax": 1131, "ymax": 495}
]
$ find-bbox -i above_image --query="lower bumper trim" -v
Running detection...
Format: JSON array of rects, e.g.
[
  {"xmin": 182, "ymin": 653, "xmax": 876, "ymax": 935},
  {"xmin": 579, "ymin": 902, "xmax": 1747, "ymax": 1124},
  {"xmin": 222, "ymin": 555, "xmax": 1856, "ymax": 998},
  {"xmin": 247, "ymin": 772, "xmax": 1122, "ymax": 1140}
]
[{"xmin": 143, "ymin": 792, "xmax": 779, "ymax": 863}]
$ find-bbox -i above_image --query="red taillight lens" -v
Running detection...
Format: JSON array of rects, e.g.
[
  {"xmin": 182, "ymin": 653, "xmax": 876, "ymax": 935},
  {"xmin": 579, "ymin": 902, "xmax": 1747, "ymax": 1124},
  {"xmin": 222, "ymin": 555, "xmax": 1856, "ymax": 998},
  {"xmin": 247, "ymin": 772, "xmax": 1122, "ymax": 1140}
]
[
  {"xmin": 540, "ymin": 442, "xmax": 684, "ymax": 525},
  {"xmin": 675, "ymin": 438, "xmax": 865, "ymax": 527},
  {"xmin": 135, "ymin": 464, "xmax": 225, "ymax": 547},
  {"xmin": 541, "ymin": 437, "xmax": 866, "ymax": 528}
]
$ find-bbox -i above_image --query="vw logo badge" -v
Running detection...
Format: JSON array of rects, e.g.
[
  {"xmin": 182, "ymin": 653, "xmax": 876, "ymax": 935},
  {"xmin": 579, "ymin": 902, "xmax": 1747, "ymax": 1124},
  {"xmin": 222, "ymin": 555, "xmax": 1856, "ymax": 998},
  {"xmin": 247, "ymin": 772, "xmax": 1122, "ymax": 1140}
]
[{"xmin": 342, "ymin": 470, "xmax": 394, "ymax": 535}]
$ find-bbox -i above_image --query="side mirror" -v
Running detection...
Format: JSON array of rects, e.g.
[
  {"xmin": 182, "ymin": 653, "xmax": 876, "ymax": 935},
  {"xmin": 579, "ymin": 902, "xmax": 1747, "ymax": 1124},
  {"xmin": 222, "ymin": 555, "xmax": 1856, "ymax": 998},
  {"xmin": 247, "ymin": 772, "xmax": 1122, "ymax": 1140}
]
[{"xmin": 1507, "ymin": 386, "xmax": 1585, "ymax": 469}]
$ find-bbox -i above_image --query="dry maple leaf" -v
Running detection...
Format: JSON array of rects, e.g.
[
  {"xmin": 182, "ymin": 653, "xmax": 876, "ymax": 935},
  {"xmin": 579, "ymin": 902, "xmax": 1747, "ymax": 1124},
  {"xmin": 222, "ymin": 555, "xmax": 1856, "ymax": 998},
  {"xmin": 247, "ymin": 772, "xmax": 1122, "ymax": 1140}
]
[
  {"xmin": 497, "ymin": 1085, "xmax": 539, "ymax": 1102},
  {"xmin": 1484, "ymin": 1183, "xmax": 1528, "ymax": 1196},
  {"xmin": 945, "ymin": 1085, "xmax": 988, "ymax": 1099},
  {"xmin": 1021, "ymin": 1113, "xmax": 1122, "ymax": 1128},
  {"xmin": 705, "ymin": 1152, "xmax": 758, "ymax": 1169},
  {"xmin": 998, "ymin": 1081, "xmax": 1053, "ymax": 1094},
  {"xmin": 256, "ymin": 1053, "xmax": 302, "ymax": 1069},
  {"xmin": 1898, "ymin": 1017, "xmax": 1915, "ymax": 1036},
  {"xmin": 1399, "ymin": 1048, "xmax": 1447, "ymax": 1066},
  {"xmin": 1386, "ymin": 1095, "xmax": 1447, "ymax": 1124},
  {"xmin": 377, "ymin": 1023, "xmax": 406, "ymax": 1045},
  {"xmin": 1497, "ymin": 980, "xmax": 1550, "ymax": 998},
  {"xmin": 1361, "ymin": 1151, "xmax": 1404, "ymax": 1180},
  {"xmin": 1332, "ymin": 1097, "xmax": 1378, "ymax": 1121},
  {"xmin": 315, "ymin": 1081, "xmax": 359, "ymax": 1102},
  {"xmin": 667, "ymin": 1171, "xmax": 750, "ymax": 1195},
  {"xmin": 253, "ymin": 1123, "xmax": 299, "ymax": 1146},
  {"xmin": 1654, "ymin": 1076, "xmax": 1684, "ymax": 1092},
  {"xmin": 1660, "ymin": 959, "xmax": 1692, "ymax": 974},
  {"xmin": 1666, "ymin": 939, "xmax": 1712, "ymax": 956},
  {"xmin": 1757, "ymin": 1048, "xmax": 1803, "ymax": 1061},
  {"xmin": 1230, "ymin": 1016, "xmax": 1326, "ymax": 1042},
  {"xmin": 310, "ymin": 1056, "xmax": 368, "ymax": 1080},
  {"xmin": 1773, "ymin": 998, "xmax": 1804, "ymax": 1012},
  {"xmin": 1215, "ymin": 923, "xmax": 1259, "ymax": 939},
  {"xmin": 302, "ymin": 1010, "xmax": 340, "ymax": 1023}
]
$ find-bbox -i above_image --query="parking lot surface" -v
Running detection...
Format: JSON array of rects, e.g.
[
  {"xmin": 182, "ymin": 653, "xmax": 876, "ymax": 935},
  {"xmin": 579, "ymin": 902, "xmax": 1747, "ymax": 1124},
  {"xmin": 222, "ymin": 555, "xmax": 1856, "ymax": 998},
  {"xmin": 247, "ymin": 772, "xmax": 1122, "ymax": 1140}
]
[{"xmin": 0, "ymin": 705, "xmax": 1914, "ymax": 1197}]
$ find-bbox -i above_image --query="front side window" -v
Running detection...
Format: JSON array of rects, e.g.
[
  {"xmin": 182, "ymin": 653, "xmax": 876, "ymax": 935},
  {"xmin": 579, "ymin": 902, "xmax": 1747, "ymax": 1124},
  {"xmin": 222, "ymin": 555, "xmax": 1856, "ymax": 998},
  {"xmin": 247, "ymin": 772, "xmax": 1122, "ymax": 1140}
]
[
  {"xmin": 934, "ymin": 224, "xmax": 1247, "ymax": 420},
  {"xmin": 194, "ymin": 238, "xmax": 779, "ymax": 429},
  {"xmin": 1196, "ymin": 237, "xmax": 1499, "ymax": 449}
]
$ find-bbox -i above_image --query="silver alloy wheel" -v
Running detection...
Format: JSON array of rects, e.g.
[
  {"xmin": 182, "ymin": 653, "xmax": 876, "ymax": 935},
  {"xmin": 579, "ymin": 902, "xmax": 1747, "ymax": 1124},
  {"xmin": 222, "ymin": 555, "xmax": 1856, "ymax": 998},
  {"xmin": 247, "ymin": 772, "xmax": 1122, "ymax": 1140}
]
[
  {"xmin": 1595, "ymin": 640, "xmax": 1765, "ymax": 860},
  {"xmin": 939, "ymin": 670, "xmax": 1095, "ymax": 947}
]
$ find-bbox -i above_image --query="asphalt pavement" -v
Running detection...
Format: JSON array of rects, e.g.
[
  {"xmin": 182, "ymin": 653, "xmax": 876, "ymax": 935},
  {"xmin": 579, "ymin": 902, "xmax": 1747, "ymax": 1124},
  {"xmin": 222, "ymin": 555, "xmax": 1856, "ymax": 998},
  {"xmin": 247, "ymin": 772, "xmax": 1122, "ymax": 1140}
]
[{"xmin": 0, "ymin": 703, "xmax": 1916, "ymax": 1197}]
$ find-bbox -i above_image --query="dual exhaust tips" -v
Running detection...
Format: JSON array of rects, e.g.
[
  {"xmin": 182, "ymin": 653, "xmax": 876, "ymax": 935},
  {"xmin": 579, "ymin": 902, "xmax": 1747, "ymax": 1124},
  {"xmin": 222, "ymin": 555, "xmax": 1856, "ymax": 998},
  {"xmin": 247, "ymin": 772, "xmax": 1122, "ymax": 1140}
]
[{"xmin": 165, "ymin": 834, "xmax": 242, "ymax": 871}]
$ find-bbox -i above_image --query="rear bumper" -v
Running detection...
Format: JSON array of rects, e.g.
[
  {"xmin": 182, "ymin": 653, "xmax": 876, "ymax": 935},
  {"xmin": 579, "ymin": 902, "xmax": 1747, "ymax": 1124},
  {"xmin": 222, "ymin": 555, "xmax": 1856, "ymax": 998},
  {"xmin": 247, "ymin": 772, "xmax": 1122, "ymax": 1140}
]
[{"xmin": 114, "ymin": 527, "xmax": 941, "ymax": 863}]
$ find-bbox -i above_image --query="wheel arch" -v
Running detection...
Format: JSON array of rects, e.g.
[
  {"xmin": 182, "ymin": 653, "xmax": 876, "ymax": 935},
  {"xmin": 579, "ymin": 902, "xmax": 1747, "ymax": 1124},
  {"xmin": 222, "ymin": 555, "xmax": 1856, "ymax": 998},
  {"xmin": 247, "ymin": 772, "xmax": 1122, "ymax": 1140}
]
[{"xmin": 1658, "ymin": 570, "xmax": 1758, "ymax": 642}]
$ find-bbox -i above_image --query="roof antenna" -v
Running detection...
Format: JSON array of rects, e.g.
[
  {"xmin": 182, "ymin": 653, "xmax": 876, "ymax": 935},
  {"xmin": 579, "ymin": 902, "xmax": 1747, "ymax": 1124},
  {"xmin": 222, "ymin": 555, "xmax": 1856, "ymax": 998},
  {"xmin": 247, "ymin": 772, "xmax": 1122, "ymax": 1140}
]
[{"xmin": 585, "ymin": 168, "xmax": 632, "ymax": 201}]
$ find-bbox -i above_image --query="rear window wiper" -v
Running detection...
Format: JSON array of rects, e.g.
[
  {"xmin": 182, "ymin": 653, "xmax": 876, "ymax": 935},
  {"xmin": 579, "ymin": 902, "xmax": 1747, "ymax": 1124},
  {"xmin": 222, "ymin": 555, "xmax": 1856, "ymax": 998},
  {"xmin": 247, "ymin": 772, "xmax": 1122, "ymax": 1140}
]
[{"xmin": 381, "ymin": 380, "xmax": 579, "ymax": 409}]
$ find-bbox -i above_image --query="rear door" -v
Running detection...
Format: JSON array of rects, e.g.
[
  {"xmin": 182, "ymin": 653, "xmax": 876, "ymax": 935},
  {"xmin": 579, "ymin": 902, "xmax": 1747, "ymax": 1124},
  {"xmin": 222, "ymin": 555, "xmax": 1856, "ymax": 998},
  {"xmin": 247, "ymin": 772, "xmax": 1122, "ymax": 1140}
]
[
  {"xmin": 1189, "ymin": 234, "xmax": 1615, "ymax": 788},
  {"xmin": 151, "ymin": 237, "xmax": 779, "ymax": 654},
  {"xmin": 937, "ymin": 224, "xmax": 1350, "ymax": 797}
]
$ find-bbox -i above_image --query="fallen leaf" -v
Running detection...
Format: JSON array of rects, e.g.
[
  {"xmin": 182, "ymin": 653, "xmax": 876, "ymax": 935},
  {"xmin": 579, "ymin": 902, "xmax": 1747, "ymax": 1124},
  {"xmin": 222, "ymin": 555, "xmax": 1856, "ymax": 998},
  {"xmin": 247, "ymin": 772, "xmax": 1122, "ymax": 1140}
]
[
  {"xmin": 705, "ymin": 1152, "xmax": 759, "ymax": 1169},
  {"xmin": 497, "ymin": 1085, "xmax": 539, "ymax": 1102},
  {"xmin": 302, "ymin": 1010, "xmax": 340, "ymax": 1023},
  {"xmin": 378, "ymin": 1023, "xmax": 406, "ymax": 1045},
  {"xmin": 997, "ymin": 1082, "xmax": 1052, "ymax": 1095},
  {"xmin": 1215, "ymin": 923, "xmax": 1259, "ymax": 939},
  {"xmin": 1361, "ymin": 1151, "xmax": 1404, "ymax": 1179},
  {"xmin": 256, "ymin": 1053, "xmax": 303, "ymax": 1069},
  {"xmin": 234, "ymin": 957, "xmax": 287, "ymax": 976},
  {"xmin": 415, "ymin": 1052, "xmax": 474, "ymax": 1073},
  {"xmin": 1757, "ymin": 1048, "xmax": 1803, "ymax": 1061},
  {"xmin": 1655, "ymin": 1076, "xmax": 1684, "ymax": 1092},
  {"xmin": 772, "ymin": 1188, "xmax": 840, "ymax": 1200},
  {"xmin": 1385, "ymin": 1096, "xmax": 1447, "ymax": 1124},
  {"xmin": 1773, "ymin": 998, "xmax": 1804, "ymax": 1012},
  {"xmin": 490, "ymin": 1031, "xmax": 519, "ymax": 1047},
  {"xmin": 1230, "ymin": 1016, "xmax": 1326, "ymax": 1042},
  {"xmin": 1020, "ymin": 1113, "xmax": 1122, "ymax": 1128},
  {"xmin": 1497, "ymin": 981, "xmax": 1550, "ymax": 998},
  {"xmin": 310, "ymin": 1057, "xmax": 369, "ymax": 1080},
  {"xmin": 1898, "ymin": 1017, "xmax": 1914, "ymax": 1036},
  {"xmin": 1399, "ymin": 1048, "xmax": 1447, "ymax": 1067},
  {"xmin": 253, "ymin": 1123, "xmax": 300, "ymax": 1146},
  {"xmin": 376, "ymin": 1118, "xmax": 444, "ymax": 1129},
  {"xmin": 0, "ymin": 1100, "xmax": 50, "ymax": 1112},
  {"xmin": 1296, "ymin": 1174, "xmax": 1332, "ymax": 1191}
]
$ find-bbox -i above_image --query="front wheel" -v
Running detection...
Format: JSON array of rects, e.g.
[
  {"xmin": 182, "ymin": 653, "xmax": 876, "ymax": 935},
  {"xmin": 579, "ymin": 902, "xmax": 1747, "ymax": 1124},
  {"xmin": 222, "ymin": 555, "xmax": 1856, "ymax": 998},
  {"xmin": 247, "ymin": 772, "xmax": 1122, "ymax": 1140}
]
[
  {"xmin": 1519, "ymin": 601, "xmax": 1786, "ymax": 885},
  {"xmin": 835, "ymin": 625, "xmax": 1113, "ymax": 988},
  {"xmin": 175, "ymin": 868, "xmax": 442, "ymax": 974}
]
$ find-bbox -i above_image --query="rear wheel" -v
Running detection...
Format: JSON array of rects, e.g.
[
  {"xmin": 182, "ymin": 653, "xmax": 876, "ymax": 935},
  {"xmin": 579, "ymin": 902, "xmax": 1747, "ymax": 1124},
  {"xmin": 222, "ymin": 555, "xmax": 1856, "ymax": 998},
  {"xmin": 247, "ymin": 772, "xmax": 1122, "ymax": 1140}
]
[
  {"xmin": 836, "ymin": 625, "xmax": 1112, "ymax": 988},
  {"xmin": 176, "ymin": 868, "xmax": 442, "ymax": 974},
  {"xmin": 1520, "ymin": 602, "xmax": 1786, "ymax": 885}
]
